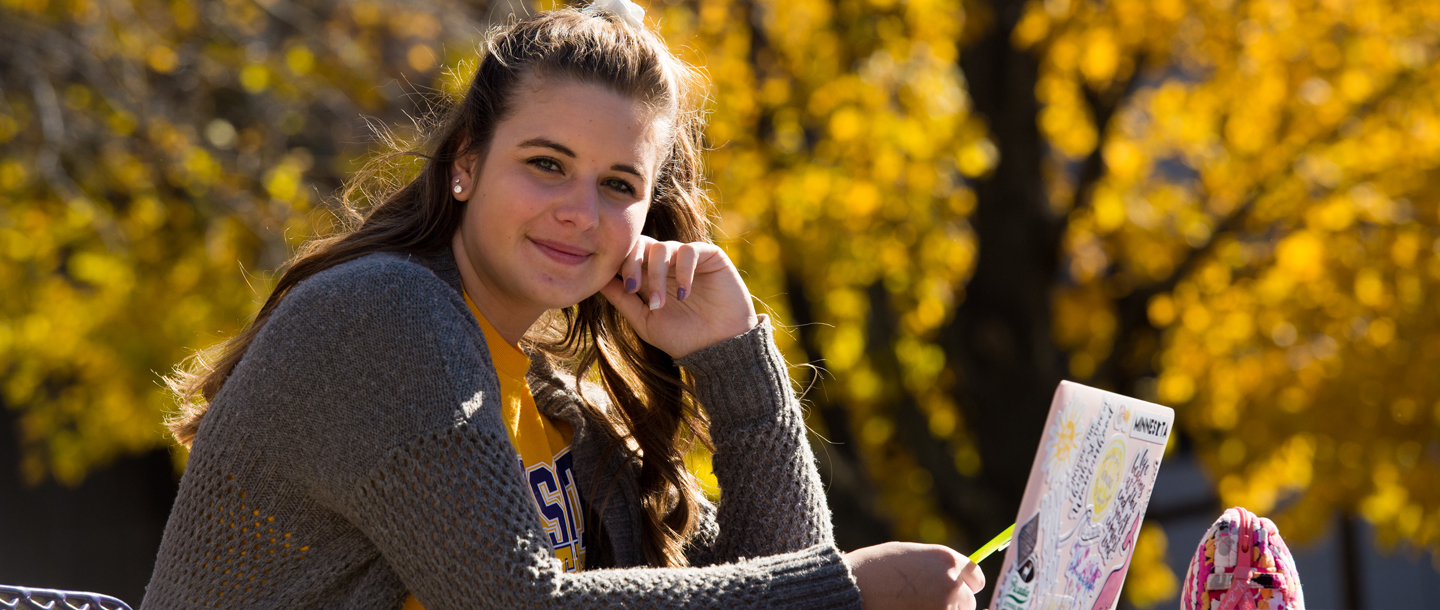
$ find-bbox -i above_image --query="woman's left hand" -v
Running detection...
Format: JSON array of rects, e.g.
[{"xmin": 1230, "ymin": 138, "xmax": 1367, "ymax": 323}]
[{"xmin": 598, "ymin": 236, "xmax": 758, "ymax": 359}]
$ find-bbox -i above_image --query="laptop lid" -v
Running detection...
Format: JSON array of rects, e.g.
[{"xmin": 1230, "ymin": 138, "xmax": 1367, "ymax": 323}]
[{"xmin": 990, "ymin": 380, "xmax": 1175, "ymax": 610}]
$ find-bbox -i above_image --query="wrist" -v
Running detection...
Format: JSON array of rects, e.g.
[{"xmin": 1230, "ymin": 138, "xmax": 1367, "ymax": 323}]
[
  {"xmin": 662, "ymin": 313, "xmax": 760, "ymax": 359},
  {"xmin": 674, "ymin": 315, "xmax": 790, "ymax": 428}
]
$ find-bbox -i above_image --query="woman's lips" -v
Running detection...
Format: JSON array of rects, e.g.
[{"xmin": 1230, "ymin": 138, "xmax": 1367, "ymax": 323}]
[{"xmin": 530, "ymin": 237, "xmax": 592, "ymax": 265}]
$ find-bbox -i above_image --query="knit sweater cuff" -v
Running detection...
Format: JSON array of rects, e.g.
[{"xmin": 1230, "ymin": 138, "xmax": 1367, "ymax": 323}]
[
  {"xmin": 676, "ymin": 315, "xmax": 793, "ymax": 428},
  {"xmin": 754, "ymin": 545, "xmax": 864, "ymax": 610}
]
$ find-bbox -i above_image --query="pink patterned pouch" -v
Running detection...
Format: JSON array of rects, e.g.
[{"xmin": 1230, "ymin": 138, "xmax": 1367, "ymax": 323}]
[{"xmin": 1180, "ymin": 507, "xmax": 1305, "ymax": 610}]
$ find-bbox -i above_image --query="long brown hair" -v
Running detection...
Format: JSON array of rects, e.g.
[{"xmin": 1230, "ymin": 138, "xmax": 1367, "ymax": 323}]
[{"xmin": 167, "ymin": 8, "xmax": 713, "ymax": 568}]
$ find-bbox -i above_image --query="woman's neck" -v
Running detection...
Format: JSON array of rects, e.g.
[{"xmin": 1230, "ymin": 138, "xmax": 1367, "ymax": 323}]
[{"xmin": 450, "ymin": 232, "xmax": 540, "ymax": 346}]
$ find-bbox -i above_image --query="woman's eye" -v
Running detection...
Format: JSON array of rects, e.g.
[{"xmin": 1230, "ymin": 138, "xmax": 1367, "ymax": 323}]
[
  {"xmin": 605, "ymin": 178, "xmax": 637, "ymax": 195},
  {"xmin": 529, "ymin": 157, "xmax": 562, "ymax": 173}
]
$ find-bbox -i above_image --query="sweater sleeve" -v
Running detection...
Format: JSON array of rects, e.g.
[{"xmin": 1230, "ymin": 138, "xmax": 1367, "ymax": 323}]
[
  {"xmin": 676, "ymin": 318, "xmax": 840, "ymax": 565},
  {"xmin": 254, "ymin": 256, "xmax": 861, "ymax": 610},
  {"xmin": 343, "ymin": 422, "xmax": 861, "ymax": 610}
]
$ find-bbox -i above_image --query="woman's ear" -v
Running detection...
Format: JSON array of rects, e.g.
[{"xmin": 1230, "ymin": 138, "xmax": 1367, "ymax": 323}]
[{"xmin": 450, "ymin": 143, "xmax": 478, "ymax": 202}]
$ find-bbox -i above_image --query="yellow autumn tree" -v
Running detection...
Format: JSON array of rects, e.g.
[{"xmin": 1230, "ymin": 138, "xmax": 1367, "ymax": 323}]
[
  {"xmin": 1025, "ymin": 0, "xmax": 1440, "ymax": 600},
  {"xmin": 670, "ymin": 0, "xmax": 1440, "ymax": 605},
  {"xmin": 650, "ymin": 0, "xmax": 991, "ymax": 548},
  {"xmin": 0, "ymin": 0, "xmax": 492, "ymax": 483}
]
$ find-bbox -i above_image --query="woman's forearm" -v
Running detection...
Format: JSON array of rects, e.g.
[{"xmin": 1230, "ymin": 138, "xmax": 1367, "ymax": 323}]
[{"xmin": 677, "ymin": 318, "xmax": 839, "ymax": 563}]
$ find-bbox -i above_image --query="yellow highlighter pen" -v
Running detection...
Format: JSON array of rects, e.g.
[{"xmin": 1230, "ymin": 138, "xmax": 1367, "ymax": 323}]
[{"xmin": 968, "ymin": 523, "xmax": 1015, "ymax": 565}]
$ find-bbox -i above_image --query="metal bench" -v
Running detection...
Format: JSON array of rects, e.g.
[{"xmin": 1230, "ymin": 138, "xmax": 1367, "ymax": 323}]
[{"xmin": 0, "ymin": 585, "xmax": 132, "ymax": 610}]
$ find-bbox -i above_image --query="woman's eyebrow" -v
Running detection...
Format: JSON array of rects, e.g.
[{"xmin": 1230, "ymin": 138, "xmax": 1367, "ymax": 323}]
[{"xmin": 518, "ymin": 137, "xmax": 576, "ymax": 157}]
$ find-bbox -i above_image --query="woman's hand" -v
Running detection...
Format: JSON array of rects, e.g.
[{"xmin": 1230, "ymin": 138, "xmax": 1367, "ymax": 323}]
[
  {"xmin": 599, "ymin": 236, "xmax": 758, "ymax": 359},
  {"xmin": 844, "ymin": 542, "xmax": 986, "ymax": 610}
]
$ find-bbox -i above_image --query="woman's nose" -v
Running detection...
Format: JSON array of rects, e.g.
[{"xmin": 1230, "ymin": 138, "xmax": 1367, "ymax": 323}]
[{"xmin": 553, "ymin": 182, "xmax": 601, "ymax": 230}]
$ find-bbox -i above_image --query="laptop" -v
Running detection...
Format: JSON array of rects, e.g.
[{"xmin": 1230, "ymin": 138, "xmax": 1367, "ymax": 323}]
[{"xmin": 989, "ymin": 380, "xmax": 1176, "ymax": 610}]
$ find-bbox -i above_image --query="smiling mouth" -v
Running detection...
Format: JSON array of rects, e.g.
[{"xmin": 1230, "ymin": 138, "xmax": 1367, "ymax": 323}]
[{"xmin": 529, "ymin": 237, "xmax": 592, "ymax": 265}]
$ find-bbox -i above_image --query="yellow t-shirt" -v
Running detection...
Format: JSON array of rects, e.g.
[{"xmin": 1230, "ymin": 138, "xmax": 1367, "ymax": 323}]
[{"xmin": 402, "ymin": 294, "xmax": 586, "ymax": 610}]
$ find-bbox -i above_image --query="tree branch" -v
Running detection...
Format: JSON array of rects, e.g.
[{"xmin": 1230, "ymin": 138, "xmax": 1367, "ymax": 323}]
[
  {"xmin": 1151, "ymin": 68, "xmax": 1415, "ymax": 300},
  {"xmin": 1091, "ymin": 67, "xmax": 1423, "ymax": 388},
  {"xmin": 1069, "ymin": 52, "xmax": 1149, "ymax": 219},
  {"xmin": 20, "ymin": 55, "xmax": 126, "ymax": 252},
  {"xmin": 867, "ymin": 283, "xmax": 1010, "ymax": 548},
  {"xmin": 780, "ymin": 269, "xmax": 893, "ymax": 549}
]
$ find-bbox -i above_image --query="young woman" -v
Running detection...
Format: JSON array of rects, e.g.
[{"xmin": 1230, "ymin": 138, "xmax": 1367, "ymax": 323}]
[{"xmin": 143, "ymin": 6, "xmax": 983, "ymax": 610}]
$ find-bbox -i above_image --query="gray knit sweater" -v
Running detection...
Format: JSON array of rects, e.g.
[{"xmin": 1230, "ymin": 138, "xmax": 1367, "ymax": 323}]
[{"xmin": 141, "ymin": 251, "xmax": 863, "ymax": 609}]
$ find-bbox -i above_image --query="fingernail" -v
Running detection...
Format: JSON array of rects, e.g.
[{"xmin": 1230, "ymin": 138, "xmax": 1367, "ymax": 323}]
[
  {"xmin": 625, "ymin": 277, "xmax": 638, "ymax": 293},
  {"xmin": 649, "ymin": 292, "xmax": 662, "ymax": 310},
  {"xmin": 676, "ymin": 286, "xmax": 687, "ymax": 301}
]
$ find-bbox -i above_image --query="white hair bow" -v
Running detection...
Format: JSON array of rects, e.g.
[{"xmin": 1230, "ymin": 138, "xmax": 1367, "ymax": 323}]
[{"xmin": 586, "ymin": 0, "xmax": 646, "ymax": 29}]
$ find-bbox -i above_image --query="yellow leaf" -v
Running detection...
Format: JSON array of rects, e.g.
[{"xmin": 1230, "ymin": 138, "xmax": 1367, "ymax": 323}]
[
  {"xmin": 407, "ymin": 44, "xmax": 436, "ymax": 72},
  {"xmin": 1275, "ymin": 232, "xmax": 1325, "ymax": 281},
  {"xmin": 287, "ymin": 46, "xmax": 315, "ymax": 75},
  {"xmin": 1079, "ymin": 28, "xmax": 1119, "ymax": 86},
  {"xmin": 146, "ymin": 46, "xmax": 179, "ymax": 73},
  {"xmin": 239, "ymin": 64, "xmax": 270, "ymax": 94},
  {"xmin": 956, "ymin": 139, "xmax": 999, "ymax": 178}
]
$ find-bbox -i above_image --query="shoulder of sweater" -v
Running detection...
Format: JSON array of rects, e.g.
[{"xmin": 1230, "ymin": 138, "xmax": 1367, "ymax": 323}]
[
  {"xmin": 225, "ymin": 251, "xmax": 492, "ymax": 428},
  {"xmin": 265, "ymin": 252, "xmax": 476, "ymax": 338},
  {"xmin": 203, "ymin": 252, "xmax": 499, "ymax": 502},
  {"xmin": 292, "ymin": 251, "xmax": 463, "ymax": 307}
]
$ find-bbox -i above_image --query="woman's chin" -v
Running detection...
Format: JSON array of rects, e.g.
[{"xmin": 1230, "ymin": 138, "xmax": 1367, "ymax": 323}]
[{"xmin": 524, "ymin": 280, "xmax": 606, "ymax": 311}]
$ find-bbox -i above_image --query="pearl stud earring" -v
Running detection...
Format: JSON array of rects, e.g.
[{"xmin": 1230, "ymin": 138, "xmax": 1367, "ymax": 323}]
[{"xmin": 452, "ymin": 178, "xmax": 463, "ymax": 194}]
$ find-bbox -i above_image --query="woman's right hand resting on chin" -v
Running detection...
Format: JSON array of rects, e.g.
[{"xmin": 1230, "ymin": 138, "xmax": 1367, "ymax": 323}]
[{"xmin": 845, "ymin": 542, "xmax": 986, "ymax": 610}]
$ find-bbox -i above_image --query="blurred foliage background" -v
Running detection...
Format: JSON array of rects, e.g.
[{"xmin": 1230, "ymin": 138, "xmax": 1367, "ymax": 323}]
[{"xmin": 2, "ymin": 0, "xmax": 1439, "ymax": 606}]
